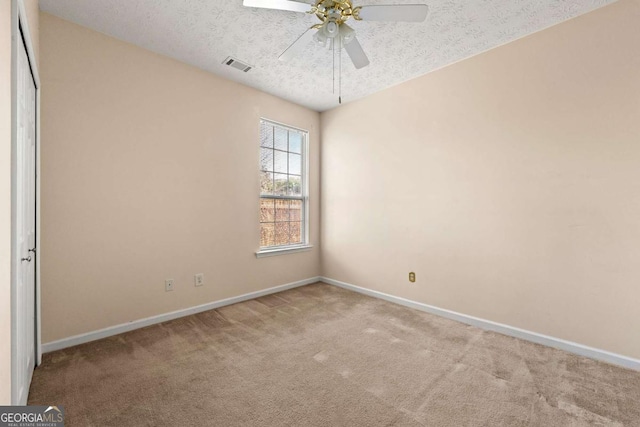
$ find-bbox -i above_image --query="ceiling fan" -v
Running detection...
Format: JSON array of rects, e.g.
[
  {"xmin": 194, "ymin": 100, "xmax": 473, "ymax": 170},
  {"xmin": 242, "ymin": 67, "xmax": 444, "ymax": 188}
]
[{"xmin": 243, "ymin": 0, "xmax": 429, "ymax": 70}]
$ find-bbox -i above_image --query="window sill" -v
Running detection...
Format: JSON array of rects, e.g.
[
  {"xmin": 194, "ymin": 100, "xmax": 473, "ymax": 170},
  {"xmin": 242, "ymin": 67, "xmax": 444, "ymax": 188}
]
[{"xmin": 255, "ymin": 245, "xmax": 314, "ymax": 258}]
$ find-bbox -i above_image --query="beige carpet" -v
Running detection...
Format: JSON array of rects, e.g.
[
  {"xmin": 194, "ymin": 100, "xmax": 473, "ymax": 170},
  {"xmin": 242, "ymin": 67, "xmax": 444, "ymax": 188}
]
[{"xmin": 29, "ymin": 282, "xmax": 640, "ymax": 426}]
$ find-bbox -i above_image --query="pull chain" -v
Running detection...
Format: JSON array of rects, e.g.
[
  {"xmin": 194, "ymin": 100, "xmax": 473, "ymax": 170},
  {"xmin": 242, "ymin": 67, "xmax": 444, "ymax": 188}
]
[
  {"xmin": 339, "ymin": 38, "xmax": 342, "ymax": 104},
  {"xmin": 332, "ymin": 38, "xmax": 335, "ymax": 94}
]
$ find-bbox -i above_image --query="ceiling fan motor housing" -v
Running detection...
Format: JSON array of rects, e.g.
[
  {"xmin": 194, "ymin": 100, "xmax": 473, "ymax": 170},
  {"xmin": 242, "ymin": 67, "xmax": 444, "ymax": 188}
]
[{"xmin": 314, "ymin": 0, "xmax": 356, "ymax": 25}]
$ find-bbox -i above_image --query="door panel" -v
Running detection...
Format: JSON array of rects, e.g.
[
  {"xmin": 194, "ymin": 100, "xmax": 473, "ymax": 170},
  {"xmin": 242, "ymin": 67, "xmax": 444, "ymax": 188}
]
[{"xmin": 14, "ymin": 27, "xmax": 37, "ymax": 405}]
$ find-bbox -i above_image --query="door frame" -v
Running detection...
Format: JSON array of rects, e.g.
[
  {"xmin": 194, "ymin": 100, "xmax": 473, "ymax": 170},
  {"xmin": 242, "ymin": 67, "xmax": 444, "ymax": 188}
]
[{"xmin": 11, "ymin": 0, "xmax": 41, "ymax": 405}]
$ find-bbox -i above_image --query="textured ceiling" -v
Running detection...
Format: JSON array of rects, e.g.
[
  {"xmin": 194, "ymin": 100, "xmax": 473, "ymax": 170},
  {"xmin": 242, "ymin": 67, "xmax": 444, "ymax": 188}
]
[{"xmin": 39, "ymin": 0, "xmax": 616, "ymax": 112}]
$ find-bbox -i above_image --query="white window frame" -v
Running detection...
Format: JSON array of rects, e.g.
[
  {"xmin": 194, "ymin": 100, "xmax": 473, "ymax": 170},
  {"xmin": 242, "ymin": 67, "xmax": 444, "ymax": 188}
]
[{"xmin": 256, "ymin": 119, "xmax": 312, "ymax": 258}]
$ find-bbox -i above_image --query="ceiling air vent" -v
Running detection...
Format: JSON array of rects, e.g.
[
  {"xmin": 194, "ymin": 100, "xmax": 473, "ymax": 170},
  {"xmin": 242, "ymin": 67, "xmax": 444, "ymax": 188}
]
[{"xmin": 223, "ymin": 56, "xmax": 253, "ymax": 73}]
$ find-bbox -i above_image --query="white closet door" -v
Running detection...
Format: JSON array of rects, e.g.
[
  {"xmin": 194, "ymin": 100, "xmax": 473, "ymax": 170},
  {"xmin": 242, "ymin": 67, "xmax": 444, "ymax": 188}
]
[{"xmin": 14, "ymin": 30, "xmax": 37, "ymax": 406}]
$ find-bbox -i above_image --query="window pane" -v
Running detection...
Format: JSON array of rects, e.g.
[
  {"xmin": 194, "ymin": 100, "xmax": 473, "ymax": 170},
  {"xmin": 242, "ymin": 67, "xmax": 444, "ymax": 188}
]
[
  {"xmin": 260, "ymin": 122, "xmax": 273, "ymax": 148},
  {"xmin": 260, "ymin": 223, "xmax": 275, "ymax": 247},
  {"xmin": 260, "ymin": 172, "xmax": 273, "ymax": 195},
  {"xmin": 275, "ymin": 222, "xmax": 289, "ymax": 246},
  {"xmin": 260, "ymin": 198, "xmax": 275, "ymax": 222},
  {"xmin": 289, "ymin": 132, "xmax": 302, "ymax": 154},
  {"xmin": 290, "ymin": 221, "xmax": 302, "ymax": 244},
  {"xmin": 274, "ymin": 173, "xmax": 288, "ymax": 196},
  {"xmin": 290, "ymin": 199, "xmax": 302, "ymax": 221},
  {"xmin": 258, "ymin": 120, "xmax": 308, "ymax": 250},
  {"xmin": 275, "ymin": 199, "xmax": 289, "ymax": 221},
  {"xmin": 274, "ymin": 150, "xmax": 288, "ymax": 174},
  {"xmin": 288, "ymin": 175, "xmax": 301, "ymax": 196},
  {"xmin": 289, "ymin": 153, "xmax": 301, "ymax": 175},
  {"xmin": 274, "ymin": 127, "xmax": 288, "ymax": 151},
  {"xmin": 260, "ymin": 147, "xmax": 273, "ymax": 172}
]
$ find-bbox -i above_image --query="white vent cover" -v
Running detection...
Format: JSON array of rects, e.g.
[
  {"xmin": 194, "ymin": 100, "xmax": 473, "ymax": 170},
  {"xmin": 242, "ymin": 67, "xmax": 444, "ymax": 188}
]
[{"xmin": 223, "ymin": 56, "xmax": 253, "ymax": 72}]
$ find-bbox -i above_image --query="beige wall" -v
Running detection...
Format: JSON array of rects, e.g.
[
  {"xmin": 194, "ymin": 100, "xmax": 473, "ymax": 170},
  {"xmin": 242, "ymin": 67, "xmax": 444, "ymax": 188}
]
[
  {"xmin": 39, "ymin": 13, "xmax": 320, "ymax": 343},
  {"xmin": 321, "ymin": 0, "xmax": 640, "ymax": 359},
  {"xmin": 1, "ymin": 0, "xmax": 39, "ymax": 406}
]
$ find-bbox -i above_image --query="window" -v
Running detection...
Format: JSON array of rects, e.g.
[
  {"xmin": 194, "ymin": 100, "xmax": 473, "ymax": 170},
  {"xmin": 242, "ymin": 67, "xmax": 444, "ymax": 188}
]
[{"xmin": 258, "ymin": 119, "xmax": 310, "ymax": 256}]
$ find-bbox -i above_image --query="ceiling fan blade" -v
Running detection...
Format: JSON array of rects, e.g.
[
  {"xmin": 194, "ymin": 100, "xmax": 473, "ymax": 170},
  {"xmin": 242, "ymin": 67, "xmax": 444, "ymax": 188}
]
[
  {"xmin": 243, "ymin": 0, "xmax": 312, "ymax": 13},
  {"xmin": 357, "ymin": 4, "xmax": 429, "ymax": 22},
  {"xmin": 344, "ymin": 37, "xmax": 370, "ymax": 69},
  {"xmin": 279, "ymin": 28, "xmax": 315, "ymax": 62}
]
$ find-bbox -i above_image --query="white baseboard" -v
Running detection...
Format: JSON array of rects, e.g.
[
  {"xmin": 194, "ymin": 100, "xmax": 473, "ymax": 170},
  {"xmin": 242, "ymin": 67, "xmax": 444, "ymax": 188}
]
[
  {"xmin": 43, "ymin": 275, "xmax": 640, "ymax": 371},
  {"xmin": 321, "ymin": 277, "xmax": 640, "ymax": 371},
  {"xmin": 42, "ymin": 276, "xmax": 321, "ymax": 353}
]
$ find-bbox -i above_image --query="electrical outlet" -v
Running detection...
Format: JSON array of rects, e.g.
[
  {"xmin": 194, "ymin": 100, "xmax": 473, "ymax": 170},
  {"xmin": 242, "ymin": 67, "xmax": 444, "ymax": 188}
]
[
  {"xmin": 409, "ymin": 272, "xmax": 416, "ymax": 283},
  {"xmin": 194, "ymin": 273, "xmax": 204, "ymax": 287},
  {"xmin": 165, "ymin": 279, "xmax": 174, "ymax": 292}
]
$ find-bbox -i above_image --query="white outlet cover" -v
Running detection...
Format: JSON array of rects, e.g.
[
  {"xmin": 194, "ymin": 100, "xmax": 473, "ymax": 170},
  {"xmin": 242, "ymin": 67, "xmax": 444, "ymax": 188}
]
[
  {"xmin": 165, "ymin": 279, "xmax": 174, "ymax": 292},
  {"xmin": 195, "ymin": 274, "xmax": 204, "ymax": 287}
]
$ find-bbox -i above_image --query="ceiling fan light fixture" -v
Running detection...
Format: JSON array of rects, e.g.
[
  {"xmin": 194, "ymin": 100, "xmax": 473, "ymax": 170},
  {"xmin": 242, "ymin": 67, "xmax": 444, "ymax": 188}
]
[
  {"xmin": 314, "ymin": 19, "xmax": 340, "ymax": 46},
  {"xmin": 325, "ymin": 20, "xmax": 339, "ymax": 36},
  {"xmin": 313, "ymin": 28, "xmax": 328, "ymax": 46},
  {"xmin": 340, "ymin": 23, "xmax": 355, "ymax": 45}
]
